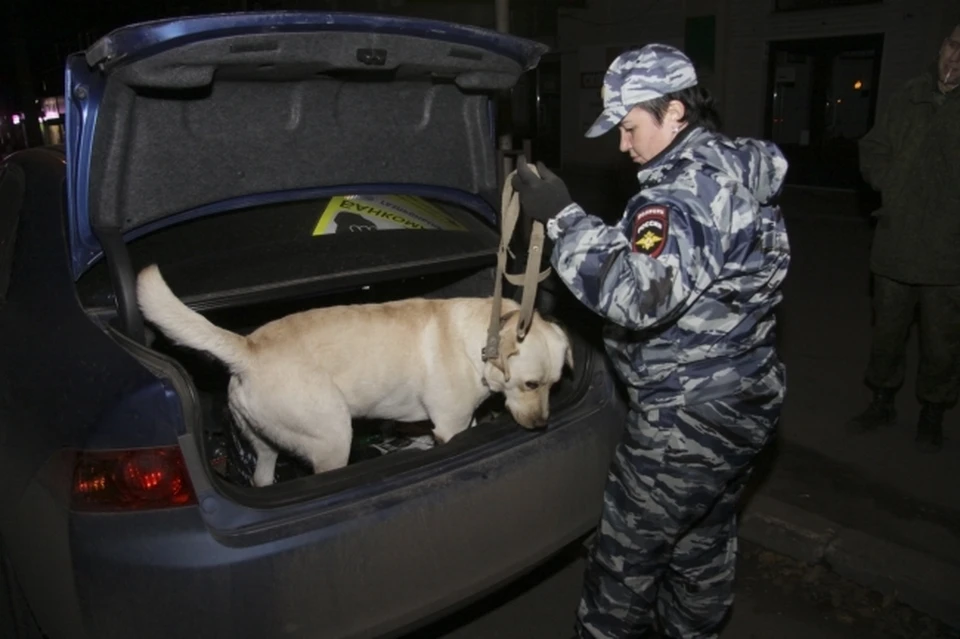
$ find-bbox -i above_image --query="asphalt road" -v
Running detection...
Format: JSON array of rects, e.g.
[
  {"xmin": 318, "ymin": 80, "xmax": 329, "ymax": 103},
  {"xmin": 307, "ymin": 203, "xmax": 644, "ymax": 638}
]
[{"xmin": 401, "ymin": 540, "xmax": 954, "ymax": 639}]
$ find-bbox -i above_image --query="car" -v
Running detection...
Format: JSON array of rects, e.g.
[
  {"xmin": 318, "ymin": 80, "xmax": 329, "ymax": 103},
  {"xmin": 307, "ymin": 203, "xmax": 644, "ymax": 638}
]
[{"xmin": 0, "ymin": 11, "xmax": 626, "ymax": 639}]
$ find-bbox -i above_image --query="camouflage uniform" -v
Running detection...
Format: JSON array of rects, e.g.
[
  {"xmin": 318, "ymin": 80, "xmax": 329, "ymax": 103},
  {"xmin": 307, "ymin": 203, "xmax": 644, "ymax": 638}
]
[{"xmin": 545, "ymin": 46, "xmax": 791, "ymax": 638}]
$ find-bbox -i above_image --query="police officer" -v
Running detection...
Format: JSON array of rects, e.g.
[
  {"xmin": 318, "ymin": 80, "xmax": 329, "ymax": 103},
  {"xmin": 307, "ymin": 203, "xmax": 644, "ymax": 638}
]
[{"xmin": 511, "ymin": 44, "xmax": 791, "ymax": 638}]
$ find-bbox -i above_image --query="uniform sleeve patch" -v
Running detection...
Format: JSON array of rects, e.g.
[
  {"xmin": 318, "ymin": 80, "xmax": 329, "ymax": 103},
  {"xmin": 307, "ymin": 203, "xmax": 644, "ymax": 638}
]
[{"xmin": 631, "ymin": 205, "xmax": 669, "ymax": 258}]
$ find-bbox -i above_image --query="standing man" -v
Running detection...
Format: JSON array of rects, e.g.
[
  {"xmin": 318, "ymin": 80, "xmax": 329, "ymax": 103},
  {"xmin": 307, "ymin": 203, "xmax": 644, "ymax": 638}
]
[
  {"xmin": 850, "ymin": 24, "xmax": 960, "ymax": 452},
  {"xmin": 511, "ymin": 44, "xmax": 790, "ymax": 638}
]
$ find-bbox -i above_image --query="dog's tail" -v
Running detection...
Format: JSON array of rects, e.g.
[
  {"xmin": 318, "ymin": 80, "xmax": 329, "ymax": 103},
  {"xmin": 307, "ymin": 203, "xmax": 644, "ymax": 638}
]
[{"xmin": 137, "ymin": 264, "xmax": 252, "ymax": 374}]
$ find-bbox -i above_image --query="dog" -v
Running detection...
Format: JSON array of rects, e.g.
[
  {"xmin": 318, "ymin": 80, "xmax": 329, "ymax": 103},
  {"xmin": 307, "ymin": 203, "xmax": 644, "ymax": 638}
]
[{"xmin": 136, "ymin": 264, "xmax": 574, "ymax": 486}]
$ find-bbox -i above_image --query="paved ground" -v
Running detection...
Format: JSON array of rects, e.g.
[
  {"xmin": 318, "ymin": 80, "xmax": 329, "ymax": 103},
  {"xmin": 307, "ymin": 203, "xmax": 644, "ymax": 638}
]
[
  {"xmin": 402, "ymin": 541, "xmax": 954, "ymax": 639},
  {"xmin": 775, "ymin": 203, "xmax": 959, "ymax": 511},
  {"xmin": 740, "ymin": 193, "xmax": 960, "ymax": 629}
]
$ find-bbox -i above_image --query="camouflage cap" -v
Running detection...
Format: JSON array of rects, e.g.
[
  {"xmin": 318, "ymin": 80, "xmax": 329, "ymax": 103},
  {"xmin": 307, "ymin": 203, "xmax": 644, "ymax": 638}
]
[{"xmin": 585, "ymin": 43, "xmax": 699, "ymax": 138}]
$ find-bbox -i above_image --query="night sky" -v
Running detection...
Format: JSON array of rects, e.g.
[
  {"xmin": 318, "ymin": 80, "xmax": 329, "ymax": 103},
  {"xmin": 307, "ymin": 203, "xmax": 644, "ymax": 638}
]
[{"xmin": 1, "ymin": 0, "xmax": 265, "ymax": 110}]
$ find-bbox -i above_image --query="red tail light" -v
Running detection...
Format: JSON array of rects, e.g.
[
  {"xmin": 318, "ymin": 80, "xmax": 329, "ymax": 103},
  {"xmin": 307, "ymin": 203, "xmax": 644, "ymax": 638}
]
[{"xmin": 72, "ymin": 446, "xmax": 197, "ymax": 511}]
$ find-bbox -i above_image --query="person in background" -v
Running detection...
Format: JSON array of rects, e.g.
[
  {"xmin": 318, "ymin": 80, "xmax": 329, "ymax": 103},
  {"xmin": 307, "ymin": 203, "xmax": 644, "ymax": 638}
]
[
  {"xmin": 850, "ymin": 23, "xmax": 960, "ymax": 453},
  {"xmin": 511, "ymin": 44, "xmax": 790, "ymax": 639}
]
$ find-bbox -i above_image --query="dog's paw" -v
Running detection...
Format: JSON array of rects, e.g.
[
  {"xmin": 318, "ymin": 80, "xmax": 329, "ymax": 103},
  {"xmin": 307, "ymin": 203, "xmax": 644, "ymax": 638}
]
[{"xmin": 252, "ymin": 470, "xmax": 276, "ymax": 488}]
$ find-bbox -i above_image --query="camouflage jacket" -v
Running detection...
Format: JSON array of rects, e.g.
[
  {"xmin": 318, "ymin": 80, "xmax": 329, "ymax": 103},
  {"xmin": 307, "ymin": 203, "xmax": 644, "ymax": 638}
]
[{"xmin": 546, "ymin": 127, "xmax": 791, "ymax": 410}]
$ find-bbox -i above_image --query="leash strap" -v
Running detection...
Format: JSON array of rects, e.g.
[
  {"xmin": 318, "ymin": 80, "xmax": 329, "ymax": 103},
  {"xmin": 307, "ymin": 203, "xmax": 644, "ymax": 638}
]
[{"xmin": 482, "ymin": 164, "xmax": 552, "ymax": 363}]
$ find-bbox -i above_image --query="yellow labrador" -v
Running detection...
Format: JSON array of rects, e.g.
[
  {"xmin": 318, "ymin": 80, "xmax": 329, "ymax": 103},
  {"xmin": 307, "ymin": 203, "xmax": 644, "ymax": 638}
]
[{"xmin": 136, "ymin": 264, "xmax": 573, "ymax": 486}]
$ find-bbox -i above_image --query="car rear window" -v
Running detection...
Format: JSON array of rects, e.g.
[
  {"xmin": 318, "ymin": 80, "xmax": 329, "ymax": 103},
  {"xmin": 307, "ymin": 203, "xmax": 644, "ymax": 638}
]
[{"xmin": 76, "ymin": 193, "xmax": 499, "ymax": 312}]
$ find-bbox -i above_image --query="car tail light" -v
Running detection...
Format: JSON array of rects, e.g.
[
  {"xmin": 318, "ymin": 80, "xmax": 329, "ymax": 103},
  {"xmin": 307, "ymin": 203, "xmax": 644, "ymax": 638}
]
[{"xmin": 72, "ymin": 446, "xmax": 197, "ymax": 511}]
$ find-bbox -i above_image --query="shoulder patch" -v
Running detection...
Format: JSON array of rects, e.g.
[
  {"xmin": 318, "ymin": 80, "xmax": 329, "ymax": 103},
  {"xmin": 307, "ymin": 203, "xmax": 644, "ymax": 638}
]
[{"xmin": 631, "ymin": 205, "xmax": 669, "ymax": 258}]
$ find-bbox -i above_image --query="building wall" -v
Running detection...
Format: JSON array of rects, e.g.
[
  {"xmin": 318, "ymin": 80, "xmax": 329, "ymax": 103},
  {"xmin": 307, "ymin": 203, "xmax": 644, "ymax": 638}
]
[
  {"xmin": 557, "ymin": 0, "xmax": 955, "ymax": 171},
  {"xmin": 557, "ymin": 0, "xmax": 690, "ymax": 168},
  {"xmin": 725, "ymin": 0, "xmax": 945, "ymax": 139}
]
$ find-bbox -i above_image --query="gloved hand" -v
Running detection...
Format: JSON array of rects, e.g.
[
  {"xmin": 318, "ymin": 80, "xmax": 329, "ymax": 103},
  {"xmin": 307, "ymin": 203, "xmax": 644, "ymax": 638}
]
[{"xmin": 511, "ymin": 157, "xmax": 573, "ymax": 224}]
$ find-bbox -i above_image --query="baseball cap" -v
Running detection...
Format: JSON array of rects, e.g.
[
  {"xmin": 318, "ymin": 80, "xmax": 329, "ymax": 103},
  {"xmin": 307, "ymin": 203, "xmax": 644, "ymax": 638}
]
[{"xmin": 585, "ymin": 43, "xmax": 699, "ymax": 138}]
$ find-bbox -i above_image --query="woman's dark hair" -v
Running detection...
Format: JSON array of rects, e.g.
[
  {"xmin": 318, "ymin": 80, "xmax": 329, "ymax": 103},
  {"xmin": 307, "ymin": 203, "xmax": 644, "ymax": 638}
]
[{"xmin": 639, "ymin": 85, "xmax": 722, "ymax": 132}]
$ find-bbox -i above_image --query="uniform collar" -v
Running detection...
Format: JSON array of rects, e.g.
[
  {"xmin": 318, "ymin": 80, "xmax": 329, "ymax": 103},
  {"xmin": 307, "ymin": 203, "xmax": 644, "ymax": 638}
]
[{"xmin": 635, "ymin": 125, "xmax": 708, "ymax": 186}]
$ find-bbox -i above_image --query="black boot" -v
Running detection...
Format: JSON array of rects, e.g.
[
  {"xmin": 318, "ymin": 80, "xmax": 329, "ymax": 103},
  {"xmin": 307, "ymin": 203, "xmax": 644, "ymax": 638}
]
[
  {"xmin": 915, "ymin": 403, "xmax": 945, "ymax": 453},
  {"xmin": 847, "ymin": 388, "xmax": 897, "ymax": 431}
]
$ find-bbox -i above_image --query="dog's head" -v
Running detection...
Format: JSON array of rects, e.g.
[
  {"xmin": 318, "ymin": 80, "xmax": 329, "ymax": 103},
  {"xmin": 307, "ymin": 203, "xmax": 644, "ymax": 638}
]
[{"xmin": 483, "ymin": 310, "xmax": 574, "ymax": 430}]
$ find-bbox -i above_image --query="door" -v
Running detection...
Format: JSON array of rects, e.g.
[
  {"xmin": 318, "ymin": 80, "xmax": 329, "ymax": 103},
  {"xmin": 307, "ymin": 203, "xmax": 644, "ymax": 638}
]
[{"xmin": 764, "ymin": 34, "xmax": 884, "ymax": 190}]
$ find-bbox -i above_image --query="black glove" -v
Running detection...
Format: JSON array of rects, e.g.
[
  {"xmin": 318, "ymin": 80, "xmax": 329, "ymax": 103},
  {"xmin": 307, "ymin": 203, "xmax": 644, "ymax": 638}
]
[{"xmin": 511, "ymin": 157, "xmax": 573, "ymax": 224}]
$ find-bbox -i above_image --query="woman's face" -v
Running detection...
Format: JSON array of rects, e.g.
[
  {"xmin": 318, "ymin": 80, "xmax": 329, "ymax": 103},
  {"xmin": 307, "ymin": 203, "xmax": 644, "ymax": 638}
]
[{"xmin": 617, "ymin": 101, "xmax": 686, "ymax": 165}]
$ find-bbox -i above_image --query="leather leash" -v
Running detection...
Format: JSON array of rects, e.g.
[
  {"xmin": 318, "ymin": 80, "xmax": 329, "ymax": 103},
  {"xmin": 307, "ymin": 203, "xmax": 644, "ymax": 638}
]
[{"xmin": 482, "ymin": 162, "xmax": 552, "ymax": 364}]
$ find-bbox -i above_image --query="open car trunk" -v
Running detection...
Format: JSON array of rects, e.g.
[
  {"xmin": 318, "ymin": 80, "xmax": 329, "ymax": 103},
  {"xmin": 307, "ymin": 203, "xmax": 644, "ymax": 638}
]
[{"xmin": 68, "ymin": 14, "xmax": 599, "ymax": 507}]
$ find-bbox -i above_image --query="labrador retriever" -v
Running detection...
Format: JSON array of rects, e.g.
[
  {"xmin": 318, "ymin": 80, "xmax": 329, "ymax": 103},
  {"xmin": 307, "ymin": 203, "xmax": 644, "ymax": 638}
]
[{"xmin": 136, "ymin": 264, "xmax": 573, "ymax": 486}]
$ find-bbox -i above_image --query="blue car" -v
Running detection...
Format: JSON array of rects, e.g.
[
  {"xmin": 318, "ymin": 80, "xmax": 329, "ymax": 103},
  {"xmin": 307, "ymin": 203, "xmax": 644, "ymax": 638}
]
[{"xmin": 0, "ymin": 11, "xmax": 625, "ymax": 639}]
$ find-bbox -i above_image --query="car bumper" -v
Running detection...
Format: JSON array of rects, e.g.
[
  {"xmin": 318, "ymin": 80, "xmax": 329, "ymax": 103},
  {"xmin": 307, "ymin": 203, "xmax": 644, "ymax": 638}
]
[{"xmin": 21, "ymin": 373, "xmax": 625, "ymax": 639}]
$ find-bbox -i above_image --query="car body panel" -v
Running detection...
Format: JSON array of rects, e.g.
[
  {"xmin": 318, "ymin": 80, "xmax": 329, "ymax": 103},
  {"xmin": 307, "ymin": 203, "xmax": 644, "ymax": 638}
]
[{"xmin": 60, "ymin": 389, "xmax": 623, "ymax": 639}]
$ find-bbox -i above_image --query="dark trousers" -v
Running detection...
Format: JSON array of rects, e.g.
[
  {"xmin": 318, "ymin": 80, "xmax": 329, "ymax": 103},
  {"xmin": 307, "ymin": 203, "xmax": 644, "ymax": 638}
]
[{"xmin": 866, "ymin": 275, "xmax": 960, "ymax": 406}]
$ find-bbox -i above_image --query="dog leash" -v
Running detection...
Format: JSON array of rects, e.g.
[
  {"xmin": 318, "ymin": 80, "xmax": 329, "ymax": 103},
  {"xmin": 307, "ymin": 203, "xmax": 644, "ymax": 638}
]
[{"xmin": 482, "ymin": 162, "xmax": 552, "ymax": 365}]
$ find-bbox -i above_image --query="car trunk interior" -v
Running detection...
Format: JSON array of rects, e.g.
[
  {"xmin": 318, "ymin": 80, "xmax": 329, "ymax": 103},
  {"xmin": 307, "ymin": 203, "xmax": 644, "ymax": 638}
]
[{"xmin": 142, "ymin": 263, "xmax": 597, "ymax": 503}]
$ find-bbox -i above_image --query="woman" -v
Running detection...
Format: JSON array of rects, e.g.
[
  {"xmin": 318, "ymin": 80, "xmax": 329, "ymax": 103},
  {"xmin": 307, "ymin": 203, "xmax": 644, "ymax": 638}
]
[{"xmin": 511, "ymin": 44, "xmax": 791, "ymax": 639}]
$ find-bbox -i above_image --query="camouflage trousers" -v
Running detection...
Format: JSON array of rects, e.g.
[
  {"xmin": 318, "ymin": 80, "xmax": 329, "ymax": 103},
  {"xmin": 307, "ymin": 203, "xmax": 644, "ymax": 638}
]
[
  {"xmin": 865, "ymin": 275, "xmax": 960, "ymax": 405},
  {"xmin": 575, "ymin": 368, "xmax": 784, "ymax": 639}
]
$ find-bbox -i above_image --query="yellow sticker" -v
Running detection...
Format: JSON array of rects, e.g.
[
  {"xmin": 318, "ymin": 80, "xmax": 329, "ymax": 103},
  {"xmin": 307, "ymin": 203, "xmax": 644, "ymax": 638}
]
[{"xmin": 312, "ymin": 194, "xmax": 467, "ymax": 236}]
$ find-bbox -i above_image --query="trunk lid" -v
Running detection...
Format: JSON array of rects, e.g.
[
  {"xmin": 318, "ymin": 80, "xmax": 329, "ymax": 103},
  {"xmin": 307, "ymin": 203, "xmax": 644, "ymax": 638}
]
[{"xmin": 64, "ymin": 11, "xmax": 549, "ymax": 279}]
